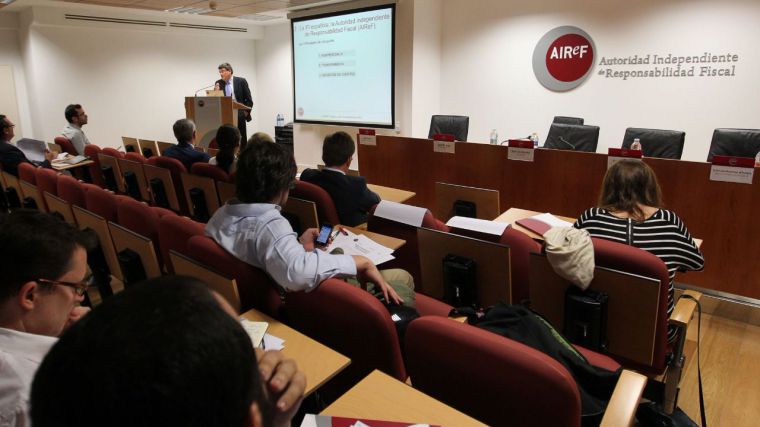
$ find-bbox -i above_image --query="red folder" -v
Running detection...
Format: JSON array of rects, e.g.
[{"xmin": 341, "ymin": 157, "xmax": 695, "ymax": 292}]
[{"xmin": 516, "ymin": 218, "xmax": 551, "ymax": 235}]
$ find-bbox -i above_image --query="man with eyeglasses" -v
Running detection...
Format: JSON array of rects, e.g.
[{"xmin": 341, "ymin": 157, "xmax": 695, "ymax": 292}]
[
  {"xmin": 60, "ymin": 104, "xmax": 91, "ymax": 155},
  {"xmin": 0, "ymin": 210, "xmax": 93, "ymax": 426},
  {"xmin": 0, "ymin": 114, "xmax": 54, "ymax": 177}
]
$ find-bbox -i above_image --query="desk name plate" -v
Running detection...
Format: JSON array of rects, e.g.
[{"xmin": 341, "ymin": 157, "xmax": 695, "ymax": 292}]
[
  {"xmin": 433, "ymin": 136, "xmax": 456, "ymax": 154},
  {"xmin": 508, "ymin": 139, "xmax": 535, "ymax": 162},
  {"xmin": 358, "ymin": 128, "xmax": 377, "ymax": 146},
  {"xmin": 710, "ymin": 156, "xmax": 755, "ymax": 185}
]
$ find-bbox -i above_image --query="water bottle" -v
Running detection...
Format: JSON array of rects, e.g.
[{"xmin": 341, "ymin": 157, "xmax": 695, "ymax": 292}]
[
  {"xmin": 490, "ymin": 129, "xmax": 498, "ymax": 145},
  {"xmin": 631, "ymin": 138, "xmax": 642, "ymax": 151},
  {"xmin": 531, "ymin": 132, "xmax": 539, "ymax": 148},
  {"xmin": 276, "ymin": 113, "xmax": 284, "ymax": 127}
]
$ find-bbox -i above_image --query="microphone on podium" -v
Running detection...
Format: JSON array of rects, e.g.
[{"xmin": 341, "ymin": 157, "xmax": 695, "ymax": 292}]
[{"xmin": 194, "ymin": 84, "xmax": 215, "ymax": 96}]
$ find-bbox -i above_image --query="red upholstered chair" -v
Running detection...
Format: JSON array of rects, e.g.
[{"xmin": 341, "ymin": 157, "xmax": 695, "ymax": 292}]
[
  {"xmin": 101, "ymin": 147, "xmax": 124, "ymax": 159},
  {"xmin": 499, "ymin": 227, "xmax": 542, "ymax": 304},
  {"xmin": 57, "ymin": 175, "xmax": 88, "ymax": 208},
  {"xmin": 84, "ymin": 185, "xmax": 120, "ymax": 222},
  {"xmin": 54, "ymin": 136, "xmax": 78, "ymax": 155},
  {"xmin": 158, "ymin": 215, "xmax": 206, "ymax": 274},
  {"xmin": 17, "ymin": 163, "xmax": 37, "ymax": 185},
  {"xmin": 116, "ymin": 196, "xmax": 176, "ymax": 269},
  {"xmin": 124, "ymin": 152, "xmax": 147, "ymax": 164},
  {"xmin": 291, "ymin": 180, "xmax": 340, "ymax": 225},
  {"xmin": 406, "ymin": 316, "xmax": 641, "ymax": 427},
  {"xmin": 367, "ymin": 204, "xmax": 450, "ymax": 289},
  {"xmin": 147, "ymin": 156, "xmax": 188, "ymax": 214},
  {"xmin": 284, "ymin": 279, "xmax": 406, "ymax": 398},
  {"xmin": 208, "ymin": 137, "xmax": 217, "ymax": 149},
  {"xmin": 185, "ymin": 235, "xmax": 282, "ymax": 317},
  {"xmin": 35, "ymin": 168, "xmax": 59, "ymax": 196},
  {"xmin": 192, "ymin": 162, "xmax": 230, "ymax": 183},
  {"xmin": 83, "ymin": 145, "xmax": 105, "ymax": 188}
]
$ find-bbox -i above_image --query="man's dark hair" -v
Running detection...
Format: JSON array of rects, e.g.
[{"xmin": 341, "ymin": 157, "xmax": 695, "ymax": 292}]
[
  {"xmin": 173, "ymin": 118, "xmax": 195, "ymax": 144},
  {"xmin": 0, "ymin": 114, "xmax": 8, "ymax": 132},
  {"xmin": 215, "ymin": 124, "xmax": 241, "ymax": 173},
  {"xmin": 218, "ymin": 62, "xmax": 234, "ymax": 73},
  {"xmin": 0, "ymin": 210, "xmax": 94, "ymax": 302},
  {"xmin": 322, "ymin": 131, "xmax": 356, "ymax": 167},
  {"xmin": 64, "ymin": 104, "xmax": 82, "ymax": 123},
  {"xmin": 236, "ymin": 140, "xmax": 296, "ymax": 203},
  {"xmin": 31, "ymin": 276, "xmax": 270, "ymax": 427}
]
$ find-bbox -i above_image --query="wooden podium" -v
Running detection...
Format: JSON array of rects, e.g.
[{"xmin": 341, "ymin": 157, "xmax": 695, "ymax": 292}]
[{"xmin": 184, "ymin": 96, "xmax": 249, "ymax": 149}]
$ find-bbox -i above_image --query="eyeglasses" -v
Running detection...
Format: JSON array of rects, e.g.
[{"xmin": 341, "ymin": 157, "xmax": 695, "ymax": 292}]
[{"xmin": 37, "ymin": 277, "xmax": 90, "ymax": 296}]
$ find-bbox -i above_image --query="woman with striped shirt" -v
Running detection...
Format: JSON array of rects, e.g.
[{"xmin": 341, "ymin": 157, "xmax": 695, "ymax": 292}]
[{"xmin": 574, "ymin": 159, "xmax": 704, "ymax": 342}]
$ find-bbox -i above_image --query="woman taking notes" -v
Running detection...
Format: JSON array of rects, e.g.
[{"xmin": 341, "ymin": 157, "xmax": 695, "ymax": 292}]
[{"xmin": 574, "ymin": 159, "xmax": 704, "ymax": 341}]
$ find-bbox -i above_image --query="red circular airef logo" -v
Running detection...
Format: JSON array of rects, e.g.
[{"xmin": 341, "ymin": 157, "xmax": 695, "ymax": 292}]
[{"xmin": 533, "ymin": 26, "xmax": 596, "ymax": 91}]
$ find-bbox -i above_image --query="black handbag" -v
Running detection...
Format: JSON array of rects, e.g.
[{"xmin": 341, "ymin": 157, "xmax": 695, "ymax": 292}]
[{"xmin": 564, "ymin": 287, "xmax": 608, "ymax": 353}]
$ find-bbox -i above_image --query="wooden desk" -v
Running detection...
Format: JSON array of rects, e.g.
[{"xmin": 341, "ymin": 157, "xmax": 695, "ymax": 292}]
[
  {"xmin": 338, "ymin": 225, "xmax": 406, "ymax": 251},
  {"xmin": 241, "ymin": 309, "xmax": 350, "ymax": 397},
  {"xmin": 51, "ymin": 159, "xmax": 94, "ymax": 171},
  {"xmin": 368, "ymin": 183, "xmax": 416, "ymax": 204},
  {"xmin": 321, "ymin": 370, "xmax": 486, "ymax": 426},
  {"xmin": 358, "ymin": 136, "xmax": 728, "ymax": 297}
]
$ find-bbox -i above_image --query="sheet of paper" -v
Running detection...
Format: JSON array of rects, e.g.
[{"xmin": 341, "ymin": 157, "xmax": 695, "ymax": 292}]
[
  {"xmin": 373, "ymin": 200, "xmax": 426, "ymax": 226},
  {"xmin": 240, "ymin": 319, "xmax": 268, "ymax": 348},
  {"xmin": 531, "ymin": 212, "xmax": 574, "ymax": 228},
  {"xmin": 262, "ymin": 333, "xmax": 285, "ymax": 351},
  {"xmin": 16, "ymin": 138, "xmax": 47, "ymax": 163},
  {"xmin": 330, "ymin": 229, "xmax": 396, "ymax": 265},
  {"xmin": 446, "ymin": 216, "xmax": 509, "ymax": 236}
]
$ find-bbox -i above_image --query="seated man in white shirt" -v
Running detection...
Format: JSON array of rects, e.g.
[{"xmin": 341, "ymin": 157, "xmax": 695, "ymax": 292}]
[
  {"xmin": 0, "ymin": 210, "xmax": 93, "ymax": 426},
  {"xmin": 31, "ymin": 276, "xmax": 306, "ymax": 427},
  {"xmin": 205, "ymin": 140, "xmax": 415, "ymax": 306},
  {"xmin": 60, "ymin": 104, "xmax": 91, "ymax": 155}
]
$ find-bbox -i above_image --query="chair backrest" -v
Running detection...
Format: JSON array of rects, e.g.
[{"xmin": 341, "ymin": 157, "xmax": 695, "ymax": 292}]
[
  {"xmin": 706, "ymin": 128, "xmax": 760, "ymax": 161},
  {"xmin": 530, "ymin": 237, "xmax": 670, "ymax": 374},
  {"xmin": 57, "ymin": 175, "xmax": 87, "ymax": 208},
  {"xmin": 285, "ymin": 279, "xmax": 406, "ymax": 389},
  {"xmin": 622, "ymin": 127, "xmax": 685, "ymax": 160},
  {"xmin": 54, "ymin": 136, "xmax": 78, "ymax": 155},
  {"xmin": 35, "ymin": 167, "xmax": 59, "ymax": 196},
  {"xmin": 124, "ymin": 152, "xmax": 147, "ymax": 164},
  {"xmin": 97, "ymin": 153, "xmax": 125, "ymax": 193},
  {"xmin": 108, "ymin": 221, "xmax": 162, "ymax": 280},
  {"xmin": 158, "ymin": 213, "xmax": 205, "ymax": 274},
  {"xmin": 428, "ymin": 115, "xmax": 469, "ymax": 141},
  {"xmin": 72, "ymin": 205, "xmax": 124, "ymax": 281},
  {"xmin": 101, "ymin": 147, "xmax": 124, "ymax": 159},
  {"xmin": 117, "ymin": 158, "xmax": 150, "ymax": 201},
  {"xmin": 17, "ymin": 162, "xmax": 37, "ymax": 185},
  {"xmin": 291, "ymin": 180, "xmax": 340, "ymax": 225},
  {"xmin": 208, "ymin": 137, "xmax": 217, "ymax": 149},
  {"xmin": 367, "ymin": 204, "xmax": 449, "ymax": 288},
  {"xmin": 180, "ymin": 172, "xmax": 220, "ymax": 221},
  {"xmin": 192, "ymin": 162, "xmax": 231, "ymax": 183},
  {"xmin": 434, "ymin": 181, "xmax": 500, "ymax": 221},
  {"xmin": 19, "ymin": 181, "xmax": 45, "ymax": 211},
  {"xmin": 116, "ymin": 196, "xmax": 176, "ymax": 268},
  {"xmin": 171, "ymin": 250, "xmax": 242, "ymax": 313},
  {"xmin": 545, "ymin": 123, "xmax": 600, "ymax": 152},
  {"xmin": 121, "ymin": 137, "xmax": 140, "ymax": 154},
  {"xmin": 185, "ymin": 235, "xmax": 282, "ymax": 317},
  {"xmin": 499, "ymin": 226, "xmax": 542, "ymax": 304},
  {"xmin": 147, "ymin": 156, "xmax": 188, "ymax": 213},
  {"xmin": 553, "ymin": 116, "xmax": 584, "ymax": 125},
  {"xmin": 43, "ymin": 193, "xmax": 76, "ymax": 225},
  {"xmin": 83, "ymin": 145, "xmax": 105, "ymax": 188},
  {"xmin": 138, "ymin": 139, "xmax": 159, "ymax": 158},
  {"xmin": 84, "ymin": 184, "xmax": 119, "ymax": 222},
  {"xmin": 406, "ymin": 316, "xmax": 582, "ymax": 427}
]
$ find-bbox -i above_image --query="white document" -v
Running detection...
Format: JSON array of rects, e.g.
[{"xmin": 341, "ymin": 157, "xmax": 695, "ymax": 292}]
[
  {"xmin": 446, "ymin": 216, "xmax": 508, "ymax": 236},
  {"xmin": 16, "ymin": 138, "xmax": 47, "ymax": 163},
  {"xmin": 373, "ymin": 200, "xmax": 426, "ymax": 226},
  {"xmin": 710, "ymin": 165, "xmax": 754, "ymax": 184},
  {"xmin": 330, "ymin": 228, "xmax": 395, "ymax": 265},
  {"xmin": 531, "ymin": 212, "xmax": 574, "ymax": 228},
  {"xmin": 262, "ymin": 333, "xmax": 285, "ymax": 351},
  {"xmin": 240, "ymin": 319, "xmax": 268, "ymax": 348}
]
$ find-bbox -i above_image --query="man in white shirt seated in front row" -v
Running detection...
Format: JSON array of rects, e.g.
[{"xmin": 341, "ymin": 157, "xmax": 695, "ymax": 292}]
[
  {"xmin": 60, "ymin": 103, "xmax": 91, "ymax": 155},
  {"xmin": 0, "ymin": 210, "xmax": 92, "ymax": 426}
]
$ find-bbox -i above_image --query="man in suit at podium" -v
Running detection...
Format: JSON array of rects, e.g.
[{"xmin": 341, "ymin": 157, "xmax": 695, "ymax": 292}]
[
  {"xmin": 218, "ymin": 62, "xmax": 253, "ymax": 148},
  {"xmin": 300, "ymin": 131, "xmax": 381, "ymax": 226}
]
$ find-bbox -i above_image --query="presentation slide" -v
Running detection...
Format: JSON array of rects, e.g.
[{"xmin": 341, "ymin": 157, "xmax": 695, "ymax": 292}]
[{"xmin": 292, "ymin": 5, "xmax": 395, "ymax": 128}]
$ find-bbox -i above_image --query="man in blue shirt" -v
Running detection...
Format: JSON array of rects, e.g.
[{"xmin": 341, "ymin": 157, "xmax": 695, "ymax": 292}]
[{"xmin": 162, "ymin": 119, "xmax": 210, "ymax": 171}]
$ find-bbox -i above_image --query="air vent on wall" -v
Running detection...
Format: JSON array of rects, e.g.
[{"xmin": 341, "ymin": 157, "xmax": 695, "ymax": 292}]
[
  {"xmin": 169, "ymin": 22, "xmax": 247, "ymax": 32},
  {"xmin": 238, "ymin": 14, "xmax": 280, "ymax": 22},
  {"xmin": 64, "ymin": 14, "xmax": 167, "ymax": 27}
]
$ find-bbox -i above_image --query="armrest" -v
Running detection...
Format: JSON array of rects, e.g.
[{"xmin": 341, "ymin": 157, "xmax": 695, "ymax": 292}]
[
  {"xmin": 669, "ymin": 290, "xmax": 702, "ymax": 329},
  {"xmin": 600, "ymin": 369, "xmax": 647, "ymax": 427}
]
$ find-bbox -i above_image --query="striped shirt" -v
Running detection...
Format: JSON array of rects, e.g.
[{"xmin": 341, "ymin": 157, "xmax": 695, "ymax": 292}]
[{"xmin": 574, "ymin": 207, "xmax": 704, "ymax": 342}]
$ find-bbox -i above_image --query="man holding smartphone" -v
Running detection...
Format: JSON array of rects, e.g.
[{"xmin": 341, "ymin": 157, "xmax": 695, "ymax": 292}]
[{"xmin": 205, "ymin": 141, "xmax": 415, "ymax": 307}]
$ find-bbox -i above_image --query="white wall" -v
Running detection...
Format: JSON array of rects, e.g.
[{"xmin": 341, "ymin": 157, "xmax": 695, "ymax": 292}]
[
  {"xmin": 254, "ymin": 23, "xmax": 293, "ymax": 138},
  {"xmin": 15, "ymin": 5, "xmax": 260, "ymax": 148},
  {"xmin": 0, "ymin": 13, "xmax": 32, "ymax": 141},
  {"xmin": 438, "ymin": 0, "xmax": 760, "ymax": 161}
]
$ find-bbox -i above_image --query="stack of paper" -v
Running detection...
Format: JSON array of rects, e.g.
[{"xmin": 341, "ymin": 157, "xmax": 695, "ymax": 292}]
[
  {"xmin": 240, "ymin": 319, "xmax": 268, "ymax": 348},
  {"xmin": 446, "ymin": 216, "xmax": 509, "ymax": 236},
  {"xmin": 531, "ymin": 213, "xmax": 574, "ymax": 228},
  {"xmin": 330, "ymin": 228, "xmax": 395, "ymax": 265}
]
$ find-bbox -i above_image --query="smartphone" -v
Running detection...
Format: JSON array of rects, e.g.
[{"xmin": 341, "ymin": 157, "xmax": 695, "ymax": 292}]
[{"xmin": 315, "ymin": 223, "xmax": 334, "ymax": 247}]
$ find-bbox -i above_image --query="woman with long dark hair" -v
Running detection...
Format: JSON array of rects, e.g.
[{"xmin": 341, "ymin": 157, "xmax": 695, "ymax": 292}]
[{"xmin": 209, "ymin": 124, "xmax": 240, "ymax": 174}]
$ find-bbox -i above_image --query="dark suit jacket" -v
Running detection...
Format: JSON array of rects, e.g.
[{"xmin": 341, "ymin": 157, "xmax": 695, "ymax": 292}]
[
  {"xmin": 0, "ymin": 140, "xmax": 33, "ymax": 177},
  {"xmin": 300, "ymin": 168, "xmax": 381, "ymax": 226},
  {"xmin": 233, "ymin": 76, "xmax": 253, "ymax": 120}
]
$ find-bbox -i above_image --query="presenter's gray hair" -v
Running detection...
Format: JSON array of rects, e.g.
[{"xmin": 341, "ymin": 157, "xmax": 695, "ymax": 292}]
[{"xmin": 218, "ymin": 62, "xmax": 233, "ymax": 73}]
